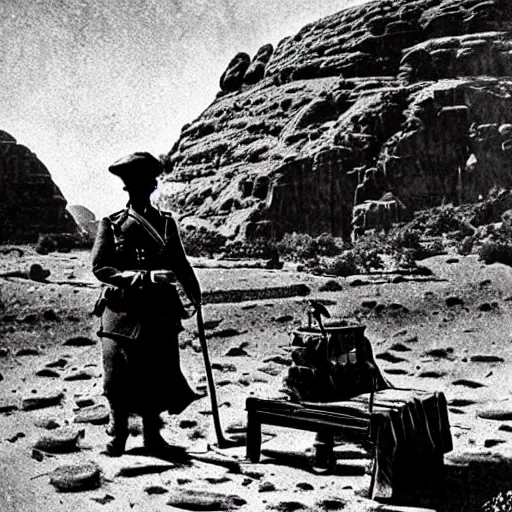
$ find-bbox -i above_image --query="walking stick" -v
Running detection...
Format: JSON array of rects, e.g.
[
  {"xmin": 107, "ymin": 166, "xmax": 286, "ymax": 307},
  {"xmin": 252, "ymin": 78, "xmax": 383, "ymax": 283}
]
[{"xmin": 196, "ymin": 304, "xmax": 245, "ymax": 449}]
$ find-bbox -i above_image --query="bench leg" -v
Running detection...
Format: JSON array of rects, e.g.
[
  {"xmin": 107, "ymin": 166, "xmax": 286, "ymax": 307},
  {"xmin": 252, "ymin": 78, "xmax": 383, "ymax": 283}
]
[{"xmin": 246, "ymin": 411, "xmax": 262, "ymax": 463}]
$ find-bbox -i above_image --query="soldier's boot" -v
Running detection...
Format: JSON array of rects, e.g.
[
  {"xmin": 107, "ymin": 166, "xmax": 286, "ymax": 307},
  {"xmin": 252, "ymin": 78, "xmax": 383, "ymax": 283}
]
[
  {"xmin": 105, "ymin": 404, "xmax": 128, "ymax": 457},
  {"xmin": 142, "ymin": 413, "xmax": 168, "ymax": 453}
]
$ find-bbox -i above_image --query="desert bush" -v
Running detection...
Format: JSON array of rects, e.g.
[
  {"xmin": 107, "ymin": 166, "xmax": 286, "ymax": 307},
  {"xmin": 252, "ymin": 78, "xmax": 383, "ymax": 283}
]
[
  {"xmin": 325, "ymin": 250, "xmax": 358, "ymax": 277},
  {"xmin": 482, "ymin": 490, "xmax": 512, "ymax": 512},
  {"xmin": 223, "ymin": 238, "xmax": 278, "ymax": 259},
  {"xmin": 276, "ymin": 232, "xmax": 343, "ymax": 261},
  {"xmin": 182, "ymin": 226, "xmax": 227, "ymax": 257}
]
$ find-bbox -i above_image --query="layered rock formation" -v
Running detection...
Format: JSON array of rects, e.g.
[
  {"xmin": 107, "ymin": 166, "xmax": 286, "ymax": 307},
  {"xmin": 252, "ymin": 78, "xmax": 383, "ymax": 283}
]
[
  {"xmin": 161, "ymin": 0, "xmax": 512, "ymax": 240},
  {"xmin": 67, "ymin": 205, "xmax": 98, "ymax": 240},
  {"xmin": 0, "ymin": 131, "xmax": 78, "ymax": 242}
]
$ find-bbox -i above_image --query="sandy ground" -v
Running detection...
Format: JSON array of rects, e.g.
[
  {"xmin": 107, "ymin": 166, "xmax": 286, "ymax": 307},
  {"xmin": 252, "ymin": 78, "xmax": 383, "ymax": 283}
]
[{"xmin": 2, "ymin": 247, "xmax": 512, "ymax": 511}]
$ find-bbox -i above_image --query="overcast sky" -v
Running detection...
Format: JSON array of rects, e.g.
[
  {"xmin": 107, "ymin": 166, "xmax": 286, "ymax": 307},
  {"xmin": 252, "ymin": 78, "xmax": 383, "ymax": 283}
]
[{"xmin": 1, "ymin": 0, "xmax": 368, "ymax": 217}]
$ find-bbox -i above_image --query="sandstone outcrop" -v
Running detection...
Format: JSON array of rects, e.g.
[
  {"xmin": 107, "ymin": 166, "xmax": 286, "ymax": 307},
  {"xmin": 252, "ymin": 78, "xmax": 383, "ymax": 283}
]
[
  {"xmin": 0, "ymin": 131, "xmax": 78, "ymax": 242},
  {"xmin": 161, "ymin": 0, "xmax": 512, "ymax": 240},
  {"xmin": 67, "ymin": 205, "xmax": 98, "ymax": 240}
]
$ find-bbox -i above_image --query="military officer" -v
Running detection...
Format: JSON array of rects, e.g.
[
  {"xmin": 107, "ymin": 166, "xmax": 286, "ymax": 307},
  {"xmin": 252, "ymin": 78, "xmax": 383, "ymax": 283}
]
[{"xmin": 91, "ymin": 152, "xmax": 202, "ymax": 456}]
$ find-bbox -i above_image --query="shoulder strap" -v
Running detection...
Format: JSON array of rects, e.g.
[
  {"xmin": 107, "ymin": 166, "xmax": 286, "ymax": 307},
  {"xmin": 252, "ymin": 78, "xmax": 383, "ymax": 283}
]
[{"xmin": 127, "ymin": 207, "xmax": 166, "ymax": 248}]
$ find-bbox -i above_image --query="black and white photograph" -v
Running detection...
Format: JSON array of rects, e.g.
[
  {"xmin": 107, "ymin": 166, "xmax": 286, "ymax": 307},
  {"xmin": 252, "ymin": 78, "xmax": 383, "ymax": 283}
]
[{"xmin": 1, "ymin": 0, "xmax": 512, "ymax": 510}]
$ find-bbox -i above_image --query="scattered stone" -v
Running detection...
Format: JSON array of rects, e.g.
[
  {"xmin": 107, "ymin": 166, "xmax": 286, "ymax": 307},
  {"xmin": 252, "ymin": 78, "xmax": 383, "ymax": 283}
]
[
  {"xmin": 446, "ymin": 258, "xmax": 459, "ymax": 264},
  {"xmin": 31, "ymin": 448, "xmax": 48, "ymax": 461},
  {"xmin": 375, "ymin": 351, "xmax": 407, "ymax": 364},
  {"xmin": 349, "ymin": 279, "xmax": 367, "ymax": 287},
  {"xmin": 91, "ymin": 494, "xmax": 115, "ymax": 505},
  {"xmin": 241, "ymin": 469, "xmax": 264, "ymax": 480},
  {"xmin": 274, "ymin": 315, "xmax": 294, "ymax": 323},
  {"xmin": 392, "ymin": 329, "xmax": 408, "ymax": 338},
  {"xmin": 449, "ymin": 408, "xmax": 465, "ymax": 415},
  {"xmin": 29, "ymin": 263, "xmax": 50, "ymax": 282},
  {"xmin": 499, "ymin": 424, "xmax": 512, "ymax": 433},
  {"xmin": 470, "ymin": 355, "xmax": 504, "ymax": 363},
  {"xmin": 478, "ymin": 303, "xmax": 493, "ymax": 312},
  {"xmin": 361, "ymin": 300, "xmax": 377, "ymax": 309},
  {"xmin": 225, "ymin": 344, "xmax": 249, "ymax": 357},
  {"xmin": 259, "ymin": 481, "xmax": 277, "ymax": 492},
  {"xmin": 480, "ymin": 279, "xmax": 492, "ymax": 287},
  {"xmin": 384, "ymin": 368, "xmax": 409, "ymax": 375},
  {"xmin": 15, "ymin": 347, "xmax": 40, "ymax": 357},
  {"xmin": 50, "ymin": 461, "xmax": 102, "ymax": 492},
  {"xmin": 63, "ymin": 336, "xmax": 96, "ymax": 347},
  {"xmin": 484, "ymin": 439, "xmax": 506, "ymax": 448},
  {"xmin": 34, "ymin": 427, "xmax": 85, "ymax": 453},
  {"xmin": 166, "ymin": 489, "xmax": 246, "ymax": 510},
  {"xmin": 389, "ymin": 343, "xmax": 411, "ymax": 352},
  {"xmin": 446, "ymin": 296, "xmax": 464, "ymax": 307},
  {"xmin": 269, "ymin": 501, "xmax": 312, "ymax": 512},
  {"xmin": 0, "ymin": 347, "xmax": 9, "ymax": 357},
  {"xmin": 46, "ymin": 358, "xmax": 69, "ymax": 369},
  {"xmin": 296, "ymin": 482, "xmax": 314, "ymax": 491},
  {"xmin": 42, "ymin": 309, "xmax": 59, "ymax": 321},
  {"xmin": 64, "ymin": 369, "xmax": 95, "ymax": 381},
  {"xmin": 452, "ymin": 379, "xmax": 486, "ymax": 389},
  {"xmin": 417, "ymin": 370, "xmax": 446, "ymax": 378},
  {"xmin": 263, "ymin": 355, "xmax": 291, "ymax": 366},
  {"xmin": 314, "ymin": 497, "xmax": 348, "ymax": 510},
  {"xmin": 478, "ymin": 408, "xmax": 512, "ymax": 421},
  {"xmin": 144, "ymin": 485, "xmax": 168, "ymax": 495},
  {"xmin": 35, "ymin": 368, "xmax": 60, "ymax": 378},
  {"xmin": 74, "ymin": 404, "xmax": 109, "ymax": 425},
  {"xmin": 257, "ymin": 364, "xmax": 283, "ymax": 376},
  {"xmin": 177, "ymin": 478, "xmax": 192, "ymax": 485},
  {"xmin": 319, "ymin": 280, "xmax": 342, "ymax": 292},
  {"xmin": 22, "ymin": 392, "xmax": 64, "ymax": 411},
  {"xmin": 34, "ymin": 417, "xmax": 61, "ymax": 430},
  {"xmin": 424, "ymin": 347, "xmax": 454, "ymax": 358}
]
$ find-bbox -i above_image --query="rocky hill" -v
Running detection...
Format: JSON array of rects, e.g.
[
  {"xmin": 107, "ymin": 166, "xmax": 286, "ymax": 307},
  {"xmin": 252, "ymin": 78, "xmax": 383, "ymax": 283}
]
[
  {"xmin": 160, "ymin": 0, "xmax": 512, "ymax": 241},
  {"xmin": 0, "ymin": 131, "xmax": 78, "ymax": 242}
]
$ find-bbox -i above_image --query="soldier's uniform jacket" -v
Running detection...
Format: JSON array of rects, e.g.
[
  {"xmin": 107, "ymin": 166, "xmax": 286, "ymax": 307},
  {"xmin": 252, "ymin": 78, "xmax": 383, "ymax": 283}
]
[{"xmin": 92, "ymin": 206, "xmax": 201, "ymax": 341}]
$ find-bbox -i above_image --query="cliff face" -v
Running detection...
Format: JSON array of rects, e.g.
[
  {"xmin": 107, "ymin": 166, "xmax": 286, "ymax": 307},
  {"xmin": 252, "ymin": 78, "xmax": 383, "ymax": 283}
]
[
  {"xmin": 161, "ymin": 0, "xmax": 512, "ymax": 240},
  {"xmin": 0, "ymin": 132, "xmax": 78, "ymax": 242}
]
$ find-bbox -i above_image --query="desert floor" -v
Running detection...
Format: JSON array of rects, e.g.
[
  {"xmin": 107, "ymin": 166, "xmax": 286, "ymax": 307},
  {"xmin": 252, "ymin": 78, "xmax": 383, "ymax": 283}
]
[{"xmin": 2, "ymin": 247, "xmax": 512, "ymax": 511}]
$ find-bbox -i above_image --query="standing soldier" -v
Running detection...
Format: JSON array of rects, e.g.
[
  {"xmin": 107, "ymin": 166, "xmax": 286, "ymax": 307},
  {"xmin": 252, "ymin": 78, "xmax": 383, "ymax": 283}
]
[{"xmin": 92, "ymin": 152, "xmax": 202, "ymax": 456}]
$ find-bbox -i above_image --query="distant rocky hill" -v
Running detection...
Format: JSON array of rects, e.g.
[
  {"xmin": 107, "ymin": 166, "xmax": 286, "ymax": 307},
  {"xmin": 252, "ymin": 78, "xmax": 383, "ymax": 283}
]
[
  {"xmin": 0, "ymin": 131, "xmax": 78, "ymax": 242},
  {"xmin": 160, "ymin": 0, "xmax": 512, "ymax": 240}
]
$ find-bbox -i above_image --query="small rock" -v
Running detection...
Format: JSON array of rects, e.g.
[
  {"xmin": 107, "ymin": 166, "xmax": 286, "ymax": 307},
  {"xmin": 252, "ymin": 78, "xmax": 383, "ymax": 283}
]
[
  {"xmin": 452, "ymin": 379, "xmax": 486, "ymax": 388},
  {"xmin": 259, "ymin": 481, "xmax": 276, "ymax": 492},
  {"xmin": 225, "ymin": 344, "xmax": 249, "ymax": 357},
  {"xmin": 383, "ymin": 368, "xmax": 409, "ymax": 375},
  {"xmin": 15, "ymin": 347, "xmax": 40, "ymax": 357},
  {"xmin": 446, "ymin": 296, "xmax": 464, "ymax": 307},
  {"xmin": 242, "ymin": 478, "xmax": 252, "ymax": 486},
  {"xmin": 262, "ymin": 355, "xmax": 291, "ymax": 366},
  {"xmin": 45, "ymin": 358, "xmax": 69, "ymax": 369},
  {"xmin": 391, "ymin": 276, "xmax": 406, "ymax": 284},
  {"xmin": 22, "ymin": 392, "xmax": 64, "ymax": 411},
  {"xmin": 274, "ymin": 315, "xmax": 294, "ymax": 323},
  {"xmin": 144, "ymin": 485, "xmax": 168, "ymax": 495},
  {"xmin": 349, "ymin": 279, "xmax": 367, "ymax": 287},
  {"xmin": 42, "ymin": 309, "xmax": 59, "ymax": 321},
  {"xmin": 75, "ymin": 404, "xmax": 109, "ymax": 425},
  {"xmin": 361, "ymin": 300, "xmax": 377, "ymax": 309},
  {"xmin": 50, "ymin": 461, "xmax": 101, "ymax": 492},
  {"xmin": 470, "ymin": 355, "xmax": 504, "ymax": 363},
  {"xmin": 375, "ymin": 351, "xmax": 407, "ymax": 364},
  {"xmin": 31, "ymin": 448, "xmax": 48, "ymax": 461},
  {"xmin": 29, "ymin": 263, "xmax": 50, "ymax": 282},
  {"xmin": 205, "ymin": 476, "xmax": 231, "ymax": 484},
  {"xmin": 389, "ymin": 343, "xmax": 411, "ymax": 352},
  {"xmin": 499, "ymin": 424, "xmax": 512, "ymax": 433},
  {"xmin": 478, "ymin": 408, "xmax": 512, "ymax": 421},
  {"xmin": 478, "ymin": 303, "xmax": 493, "ymax": 312},
  {"xmin": 448, "ymin": 399, "xmax": 478, "ymax": 407},
  {"xmin": 270, "ymin": 501, "xmax": 313, "ymax": 512},
  {"xmin": 319, "ymin": 280, "xmax": 342, "ymax": 292},
  {"xmin": 179, "ymin": 419, "xmax": 198, "ymax": 429},
  {"xmin": 0, "ymin": 399, "xmax": 19, "ymax": 414},
  {"xmin": 314, "ymin": 498, "xmax": 348, "ymax": 510},
  {"xmin": 479, "ymin": 279, "xmax": 492, "ymax": 287},
  {"xmin": 446, "ymin": 258, "xmax": 459, "ymax": 264},
  {"xmin": 296, "ymin": 482, "xmax": 314, "ymax": 491},
  {"xmin": 166, "ymin": 489, "xmax": 246, "ymax": 510},
  {"xmin": 202, "ymin": 318, "xmax": 223, "ymax": 330},
  {"xmin": 417, "ymin": 370, "xmax": 446, "ymax": 378},
  {"xmin": 91, "ymin": 494, "xmax": 115, "ymax": 505},
  {"xmin": 392, "ymin": 329, "xmax": 408, "ymax": 338},
  {"xmin": 63, "ymin": 336, "xmax": 96, "ymax": 347},
  {"xmin": 484, "ymin": 439, "xmax": 506, "ymax": 448},
  {"xmin": 116, "ymin": 464, "xmax": 176, "ymax": 478},
  {"xmin": 7, "ymin": 432, "xmax": 25, "ymax": 443},
  {"xmin": 210, "ymin": 328, "xmax": 242, "ymax": 339},
  {"xmin": 449, "ymin": 408, "xmax": 465, "ymax": 415},
  {"xmin": 424, "ymin": 347, "xmax": 454, "ymax": 358},
  {"xmin": 212, "ymin": 363, "xmax": 237, "ymax": 372},
  {"xmin": 0, "ymin": 347, "xmax": 8, "ymax": 357},
  {"xmin": 35, "ymin": 368, "xmax": 60, "ymax": 378},
  {"xmin": 404, "ymin": 335, "xmax": 419, "ymax": 343},
  {"xmin": 34, "ymin": 427, "xmax": 85, "ymax": 453},
  {"xmin": 64, "ymin": 369, "xmax": 95, "ymax": 381},
  {"xmin": 34, "ymin": 417, "xmax": 61, "ymax": 430},
  {"xmin": 75, "ymin": 397, "xmax": 95, "ymax": 408},
  {"xmin": 257, "ymin": 364, "xmax": 283, "ymax": 376}
]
